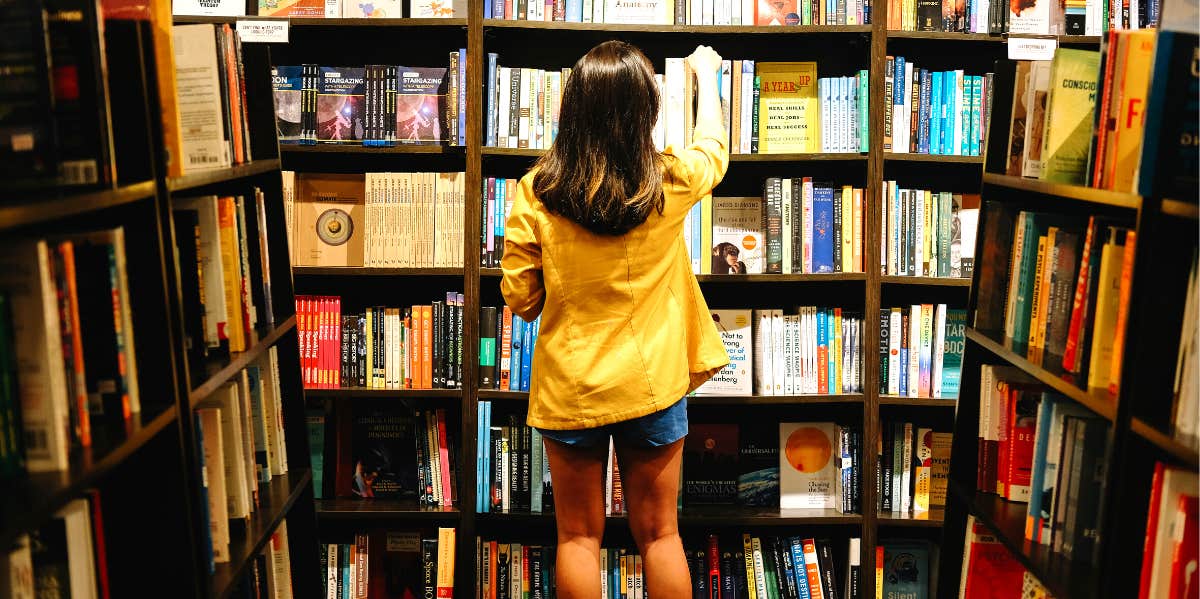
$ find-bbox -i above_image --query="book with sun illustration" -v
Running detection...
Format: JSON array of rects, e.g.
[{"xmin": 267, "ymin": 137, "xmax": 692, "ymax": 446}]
[{"xmin": 779, "ymin": 422, "xmax": 839, "ymax": 509}]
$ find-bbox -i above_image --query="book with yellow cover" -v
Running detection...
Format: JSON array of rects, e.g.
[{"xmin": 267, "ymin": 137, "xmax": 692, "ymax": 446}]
[
  {"xmin": 1106, "ymin": 30, "xmax": 1156, "ymax": 192},
  {"xmin": 1040, "ymin": 48, "xmax": 1101, "ymax": 184},
  {"xmin": 756, "ymin": 62, "xmax": 819, "ymax": 154},
  {"xmin": 216, "ymin": 197, "xmax": 247, "ymax": 352}
]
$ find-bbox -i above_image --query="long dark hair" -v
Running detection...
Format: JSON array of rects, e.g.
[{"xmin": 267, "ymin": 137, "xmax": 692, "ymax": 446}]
[{"xmin": 531, "ymin": 40, "xmax": 664, "ymax": 236}]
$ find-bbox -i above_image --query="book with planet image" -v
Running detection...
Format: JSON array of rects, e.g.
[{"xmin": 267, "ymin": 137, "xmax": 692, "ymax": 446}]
[
  {"xmin": 294, "ymin": 173, "xmax": 365, "ymax": 267},
  {"xmin": 396, "ymin": 67, "xmax": 448, "ymax": 145},
  {"xmin": 272, "ymin": 66, "xmax": 303, "ymax": 144},
  {"xmin": 318, "ymin": 67, "xmax": 365, "ymax": 144},
  {"xmin": 779, "ymin": 422, "xmax": 838, "ymax": 509}
]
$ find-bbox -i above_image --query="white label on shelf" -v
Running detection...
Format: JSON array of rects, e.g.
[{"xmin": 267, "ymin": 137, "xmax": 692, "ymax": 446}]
[
  {"xmin": 236, "ymin": 20, "xmax": 289, "ymax": 43},
  {"xmin": 1007, "ymin": 36, "xmax": 1058, "ymax": 60}
]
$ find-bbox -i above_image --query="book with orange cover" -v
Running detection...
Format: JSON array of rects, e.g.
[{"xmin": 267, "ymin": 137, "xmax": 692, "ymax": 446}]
[
  {"xmin": 422, "ymin": 305, "xmax": 433, "ymax": 389},
  {"xmin": 1108, "ymin": 231, "xmax": 1137, "ymax": 395}
]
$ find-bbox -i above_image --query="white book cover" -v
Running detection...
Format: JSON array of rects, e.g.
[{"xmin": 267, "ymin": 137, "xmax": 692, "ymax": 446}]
[
  {"xmin": 933, "ymin": 304, "xmax": 947, "ymax": 397},
  {"xmin": 173, "ymin": 0, "xmax": 246, "ymax": 16},
  {"xmin": 172, "ymin": 25, "xmax": 230, "ymax": 173},
  {"xmin": 771, "ymin": 309, "xmax": 785, "ymax": 396},
  {"xmin": 197, "ymin": 408, "xmax": 230, "ymax": 562},
  {"xmin": 807, "ymin": 307, "xmax": 819, "ymax": 394},
  {"xmin": 603, "ymin": 0, "xmax": 672, "ymax": 23},
  {"xmin": 712, "ymin": 197, "xmax": 764, "ymax": 274},
  {"xmin": 780, "ymin": 422, "xmax": 839, "ymax": 509},
  {"xmin": 753, "ymin": 310, "xmax": 772, "ymax": 395},
  {"xmin": 408, "ymin": 0, "xmax": 461, "ymax": 17},
  {"xmin": 344, "ymin": 0, "xmax": 402, "ymax": 16},
  {"xmin": 740, "ymin": 62, "xmax": 754, "ymax": 153},
  {"xmin": 720, "ymin": 61, "xmax": 732, "ymax": 135},
  {"xmin": 652, "ymin": 74, "xmax": 666, "ymax": 152},
  {"xmin": 954, "ymin": 70, "xmax": 966, "ymax": 156},
  {"xmin": 0, "ymin": 240, "xmax": 69, "ymax": 472},
  {"xmin": 664, "ymin": 58, "xmax": 687, "ymax": 150},
  {"xmin": 915, "ymin": 189, "xmax": 925, "ymax": 274},
  {"xmin": 784, "ymin": 315, "xmax": 796, "ymax": 395},
  {"xmin": 57, "ymin": 500, "xmax": 97, "ymax": 599},
  {"xmin": 696, "ymin": 309, "xmax": 753, "ymax": 396},
  {"xmin": 202, "ymin": 383, "xmax": 251, "ymax": 519},
  {"xmin": 1009, "ymin": 0, "xmax": 1063, "ymax": 33},
  {"xmin": 175, "ymin": 198, "xmax": 228, "ymax": 348}
]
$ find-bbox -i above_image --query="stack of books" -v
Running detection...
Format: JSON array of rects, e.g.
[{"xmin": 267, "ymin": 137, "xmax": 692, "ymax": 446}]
[
  {"xmin": 332, "ymin": 405, "xmax": 459, "ymax": 506},
  {"xmin": 2, "ymin": 494, "xmax": 112, "ymax": 597},
  {"xmin": 879, "ymin": 184, "xmax": 979, "ymax": 279},
  {"xmin": 174, "ymin": 25, "xmax": 256, "ymax": 174},
  {"xmin": 484, "ymin": 0, "xmax": 871, "ymax": 24},
  {"xmin": 884, "ymin": 57, "xmax": 994, "ymax": 157},
  {"xmin": 878, "ymin": 304, "xmax": 967, "ymax": 399},
  {"xmin": 320, "ymin": 529, "xmax": 456, "ymax": 599},
  {"xmin": 877, "ymin": 423, "xmax": 952, "ymax": 514}
]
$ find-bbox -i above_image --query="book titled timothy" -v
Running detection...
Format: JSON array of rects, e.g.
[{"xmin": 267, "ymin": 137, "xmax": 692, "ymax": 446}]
[
  {"xmin": 779, "ymin": 422, "xmax": 838, "ymax": 509},
  {"xmin": 696, "ymin": 309, "xmax": 753, "ymax": 395},
  {"xmin": 1039, "ymin": 48, "xmax": 1101, "ymax": 184},
  {"xmin": 756, "ymin": 62, "xmax": 819, "ymax": 153},
  {"xmin": 711, "ymin": 197, "xmax": 764, "ymax": 274}
]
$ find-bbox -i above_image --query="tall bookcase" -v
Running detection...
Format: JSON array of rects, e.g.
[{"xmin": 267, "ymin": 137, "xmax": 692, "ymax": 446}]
[
  {"xmin": 934, "ymin": 59, "xmax": 1200, "ymax": 599},
  {"xmin": 190, "ymin": 4, "xmax": 1128, "ymax": 596},
  {"xmin": 3, "ymin": 14, "xmax": 319, "ymax": 599}
]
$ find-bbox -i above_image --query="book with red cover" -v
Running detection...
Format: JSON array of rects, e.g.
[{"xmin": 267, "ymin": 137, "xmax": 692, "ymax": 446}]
[
  {"xmin": 1139, "ymin": 462, "xmax": 1167, "ymax": 599},
  {"xmin": 1169, "ymin": 495, "xmax": 1199, "ymax": 599},
  {"xmin": 962, "ymin": 518, "xmax": 1025, "ymax": 598},
  {"xmin": 1004, "ymin": 386, "xmax": 1042, "ymax": 502},
  {"xmin": 499, "ymin": 306, "xmax": 513, "ymax": 390},
  {"xmin": 707, "ymin": 535, "xmax": 721, "ymax": 597},
  {"xmin": 436, "ymin": 408, "xmax": 453, "ymax": 507}
]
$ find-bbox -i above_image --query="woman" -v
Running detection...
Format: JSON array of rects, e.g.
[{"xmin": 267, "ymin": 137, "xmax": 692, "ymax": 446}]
[{"xmin": 501, "ymin": 41, "xmax": 729, "ymax": 598}]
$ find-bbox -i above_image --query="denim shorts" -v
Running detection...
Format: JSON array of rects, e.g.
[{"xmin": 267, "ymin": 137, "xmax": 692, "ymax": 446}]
[{"xmin": 537, "ymin": 398, "xmax": 688, "ymax": 449}]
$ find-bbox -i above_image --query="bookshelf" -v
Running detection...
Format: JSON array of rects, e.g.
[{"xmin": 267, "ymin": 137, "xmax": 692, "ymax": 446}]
[
  {"xmin": 1, "ymin": 12, "xmax": 317, "ymax": 599},
  {"xmin": 935, "ymin": 56, "xmax": 1200, "ymax": 599}
]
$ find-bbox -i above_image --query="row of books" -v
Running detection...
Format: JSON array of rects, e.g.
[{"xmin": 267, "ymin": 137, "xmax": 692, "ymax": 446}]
[
  {"xmin": 478, "ymin": 307, "xmax": 540, "ymax": 391},
  {"xmin": 228, "ymin": 521, "xmax": 295, "ymax": 599},
  {"xmin": 0, "ymin": 230, "xmax": 139, "ymax": 474},
  {"xmin": 957, "ymin": 517, "xmax": 1052, "ymax": 599},
  {"xmin": 320, "ymin": 530, "xmax": 456, "ymax": 599},
  {"xmin": 194, "ymin": 349, "xmax": 293, "ymax": 570},
  {"xmin": 1139, "ymin": 463, "xmax": 1198, "ymax": 599},
  {"xmin": 483, "ymin": 0, "xmax": 872, "ymax": 24},
  {"xmin": 174, "ymin": 24, "xmax": 255, "ymax": 173},
  {"xmin": 878, "ymin": 184, "xmax": 979, "ymax": 279},
  {"xmin": 476, "ymin": 535, "xmax": 859, "ymax": 599},
  {"xmin": 884, "ymin": 58, "xmax": 993, "ymax": 157},
  {"xmin": 174, "ymin": 193, "xmax": 277, "ymax": 367},
  {"xmin": 282, "ymin": 171, "xmax": 466, "ymax": 268},
  {"xmin": 878, "ymin": 305, "xmax": 967, "ymax": 399},
  {"xmin": 484, "ymin": 58, "xmax": 868, "ymax": 155},
  {"xmin": 1172, "ymin": 250, "xmax": 1198, "ymax": 450},
  {"xmin": 1, "ymin": 494, "xmax": 109, "ymax": 598},
  {"xmin": 330, "ymin": 406, "xmax": 459, "ymax": 505},
  {"xmin": 476, "ymin": 404, "xmax": 555, "ymax": 513},
  {"xmin": 271, "ymin": 59, "xmax": 467, "ymax": 147},
  {"xmin": 974, "ymin": 366, "xmax": 1110, "ymax": 562},
  {"xmin": 175, "ymin": 0, "xmax": 463, "ymax": 17},
  {"xmin": 296, "ymin": 294, "xmax": 465, "ymax": 390},
  {"xmin": 877, "ymin": 422, "xmax": 951, "ymax": 514},
  {"xmin": 975, "ymin": 210, "xmax": 1135, "ymax": 393},
  {"xmin": 885, "ymin": 0, "xmax": 1111, "ymax": 34},
  {"xmin": 698, "ymin": 308, "xmax": 864, "ymax": 397}
]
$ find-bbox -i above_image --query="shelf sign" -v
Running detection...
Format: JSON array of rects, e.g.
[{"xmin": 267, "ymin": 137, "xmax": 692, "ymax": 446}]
[
  {"xmin": 1008, "ymin": 36, "xmax": 1057, "ymax": 60},
  {"xmin": 236, "ymin": 19, "xmax": 289, "ymax": 43}
]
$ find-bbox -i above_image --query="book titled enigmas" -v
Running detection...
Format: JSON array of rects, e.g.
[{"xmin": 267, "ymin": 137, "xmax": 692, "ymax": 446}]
[
  {"xmin": 711, "ymin": 197, "xmax": 764, "ymax": 274},
  {"xmin": 1039, "ymin": 49, "xmax": 1101, "ymax": 184},
  {"xmin": 695, "ymin": 309, "xmax": 753, "ymax": 395},
  {"xmin": 779, "ymin": 422, "xmax": 838, "ymax": 509},
  {"xmin": 756, "ymin": 62, "xmax": 819, "ymax": 154}
]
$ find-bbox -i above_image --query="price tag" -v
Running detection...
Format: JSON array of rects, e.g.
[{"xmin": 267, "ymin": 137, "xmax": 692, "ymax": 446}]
[
  {"xmin": 236, "ymin": 19, "xmax": 289, "ymax": 43},
  {"xmin": 1007, "ymin": 36, "xmax": 1058, "ymax": 60}
]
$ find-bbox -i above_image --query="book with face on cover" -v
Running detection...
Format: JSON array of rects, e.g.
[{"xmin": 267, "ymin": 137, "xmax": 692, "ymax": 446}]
[{"xmin": 712, "ymin": 197, "xmax": 765, "ymax": 275}]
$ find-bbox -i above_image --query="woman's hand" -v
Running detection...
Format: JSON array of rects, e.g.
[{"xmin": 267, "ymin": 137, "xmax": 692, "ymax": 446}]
[{"xmin": 686, "ymin": 45, "xmax": 723, "ymax": 76}]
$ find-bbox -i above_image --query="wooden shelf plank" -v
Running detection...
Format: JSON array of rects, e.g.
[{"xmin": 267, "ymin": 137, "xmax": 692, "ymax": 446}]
[
  {"xmin": 880, "ymin": 275, "xmax": 972, "ymax": 287},
  {"xmin": 305, "ymin": 387, "xmax": 463, "ymax": 398},
  {"xmin": 477, "ymin": 506, "xmax": 863, "ymax": 526},
  {"xmin": 480, "ymin": 146, "xmax": 867, "ymax": 162},
  {"xmin": 877, "ymin": 509, "xmax": 945, "ymax": 526},
  {"xmin": 280, "ymin": 144, "xmax": 463, "ymax": 154},
  {"xmin": 0, "ymin": 180, "xmax": 157, "ymax": 232},
  {"xmin": 1161, "ymin": 199, "xmax": 1199, "ymax": 220},
  {"xmin": 981, "ymin": 173, "xmax": 1141, "ymax": 211},
  {"xmin": 0, "ymin": 405, "xmax": 177, "ymax": 549},
  {"xmin": 293, "ymin": 266, "xmax": 465, "ymax": 277},
  {"xmin": 695, "ymin": 273, "xmax": 868, "ymax": 282},
  {"xmin": 950, "ymin": 483, "xmax": 1099, "ymax": 599},
  {"xmin": 483, "ymin": 19, "xmax": 872, "ymax": 33},
  {"xmin": 167, "ymin": 159, "xmax": 281, "ymax": 192},
  {"xmin": 1130, "ymin": 418, "xmax": 1200, "ymax": 469},
  {"xmin": 878, "ymin": 396, "xmax": 958, "ymax": 406},
  {"xmin": 172, "ymin": 16, "xmax": 467, "ymax": 26},
  {"xmin": 316, "ymin": 499, "xmax": 461, "ymax": 520},
  {"xmin": 886, "ymin": 30, "xmax": 1005, "ymax": 41},
  {"xmin": 965, "ymin": 327, "xmax": 1117, "ymax": 421},
  {"xmin": 211, "ymin": 471, "xmax": 312, "ymax": 599},
  {"xmin": 478, "ymin": 391, "xmax": 865, "ymax": 405},
  {"xmin": 189, "ymin": 316, "xmax": 296, "ymax": 407},
  {"xmin": 884, "ymin": 153, "xmax": 984, "ymax": 164}
]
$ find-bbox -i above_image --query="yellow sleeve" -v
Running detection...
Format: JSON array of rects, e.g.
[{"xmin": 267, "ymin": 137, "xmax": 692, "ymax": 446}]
[
  {"xmin": 668, "ymin": 117, "xmax": 729, "ymax": 202},
  {"xmin": 500, "ymin": 181, "xmax": 546, "ymax": 322}
]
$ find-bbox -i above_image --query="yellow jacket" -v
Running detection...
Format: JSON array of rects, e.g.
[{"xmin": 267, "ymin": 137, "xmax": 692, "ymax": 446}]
[{"xmin": 501, "ymin": 122, "xmax": 730, "ymax": 430}]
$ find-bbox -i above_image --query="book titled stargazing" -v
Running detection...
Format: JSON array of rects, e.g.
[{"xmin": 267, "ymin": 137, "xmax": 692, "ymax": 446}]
[
  {"xmin": 318, "ymin": 67, "xmax": 365, "ymax": 144},
  {"xmin": 396, "ymin": 67, "xmax": 448, "ymax": 144}
]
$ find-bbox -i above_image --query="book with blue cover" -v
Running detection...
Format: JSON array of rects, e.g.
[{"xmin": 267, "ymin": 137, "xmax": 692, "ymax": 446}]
[
  {"xmin": 811, "ymin": 185, "xmax": 834, "ymax": 273},
  {"xmin": 509, "ymin": 316, "xmax": 524, "ymax": 391},
  {"xmin": 881, "ymin": 540, "xmax": 930, "ymax": 599},
  {"xmin": 272, "ymin": 66, "xmax": 303, "ymax": 144}
]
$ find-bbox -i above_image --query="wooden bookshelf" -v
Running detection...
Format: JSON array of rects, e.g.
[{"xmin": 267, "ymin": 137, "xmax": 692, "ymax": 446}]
[
  {"xmin": 0, "ymin": 180, "xmax": 157, "ymax": 230},
  {"xmin": 484, "ymin": 19, "xmax": 873, "ymax": 33},
  {"xmin": 292, "ymin": 266, "xmax": 466, "ymax": 276},
  {"xmin": 880, "ymin": 275, "xmax": 972, "ymax": 286},
  {"xmin": 315, "ymin": 499, "xmax": 463, "ymax": 520},
  {"xmin": 303, "ymin": 388, "xmax": 464, "ymax": 399},
  {"xmin": 166, "ymin": 158, "xmax": 282, "ymax": 192},
  {"xmin": 212, "ymin": 471, "xmax": 313, "ymax": 599},
  {"xmin": 187, "ymin": 316, "xmax": 298, "ymax": 406},
  {"xmin": 280, "ymin": 144, "xmax": 463, "ymax": 154},
  {"xmin": 475, "ymin": 506, "xmax": 866, "ymax": 526},
  {"xmin": 981, "ymin": 172, "xmax": 1142, "ymax": 211},
  {"xmin": 883, "ymin": 153, "xmax": 984, "ymax": 164}
]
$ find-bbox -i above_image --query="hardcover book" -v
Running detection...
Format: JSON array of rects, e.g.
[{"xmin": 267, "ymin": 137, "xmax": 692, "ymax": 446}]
[
  {"xmin": 696, "ymin": 310, "xmax": 753, "ymax": 395},
  {"xmin": 880, "ymin": 540, "xmax": 930, "ymax": 599},
  {"xmin": 1136, "ymin": 1, "xmax": 1198, "ymax": 198},
  {"xmin": 683, "ymin": 424, "xmax": 739, "ymax": 504},
  {"xmin": 756, "ymin": 62, "xmax": 819, "ymax": 153},
  {"xmin": 351, "ymin": 408, "xmax": 418, "ymax": 499},
  {"xmin": 737, "ymin": 422, "xmax": 780, "ymax": 506},
  {"xmin": 711, "ymin": 197, "xmax": 764, "ymax": 274},
  {"xmin": 396, "ymin": 67, "xmax": 448, "ymax": 145},
  {"xmin": 295, "ymin": 173, "xmax": 366, "ymax": 267},
  {"xmin": 318, "ymin": 67, "xmax": 366, "ymax": 144},
  {"xmin": 779, "ymin": 422, "xmax": 838, "ymax": 509},
  {"xmin": 272, "ymin": 66, "xmax": 303, "ymax": 145},
  {"xmin": 1039, "ymin": 49, "xmax": 1101, "ymax": 184}
]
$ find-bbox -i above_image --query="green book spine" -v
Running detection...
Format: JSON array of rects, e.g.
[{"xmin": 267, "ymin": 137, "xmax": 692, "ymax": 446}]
[{"xmin": 1011, "ymin": 214, "xmax": 1043, "ymax": 348}]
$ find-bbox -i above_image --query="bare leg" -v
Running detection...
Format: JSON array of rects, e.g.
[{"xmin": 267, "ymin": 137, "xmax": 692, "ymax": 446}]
[
  {"xmin": 543, "ymin": 437, "xmax": 608, "ymax": 599},
  {"xmin": 616, "ymin": 438, "xmax": 691, "ymax": 598}
]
